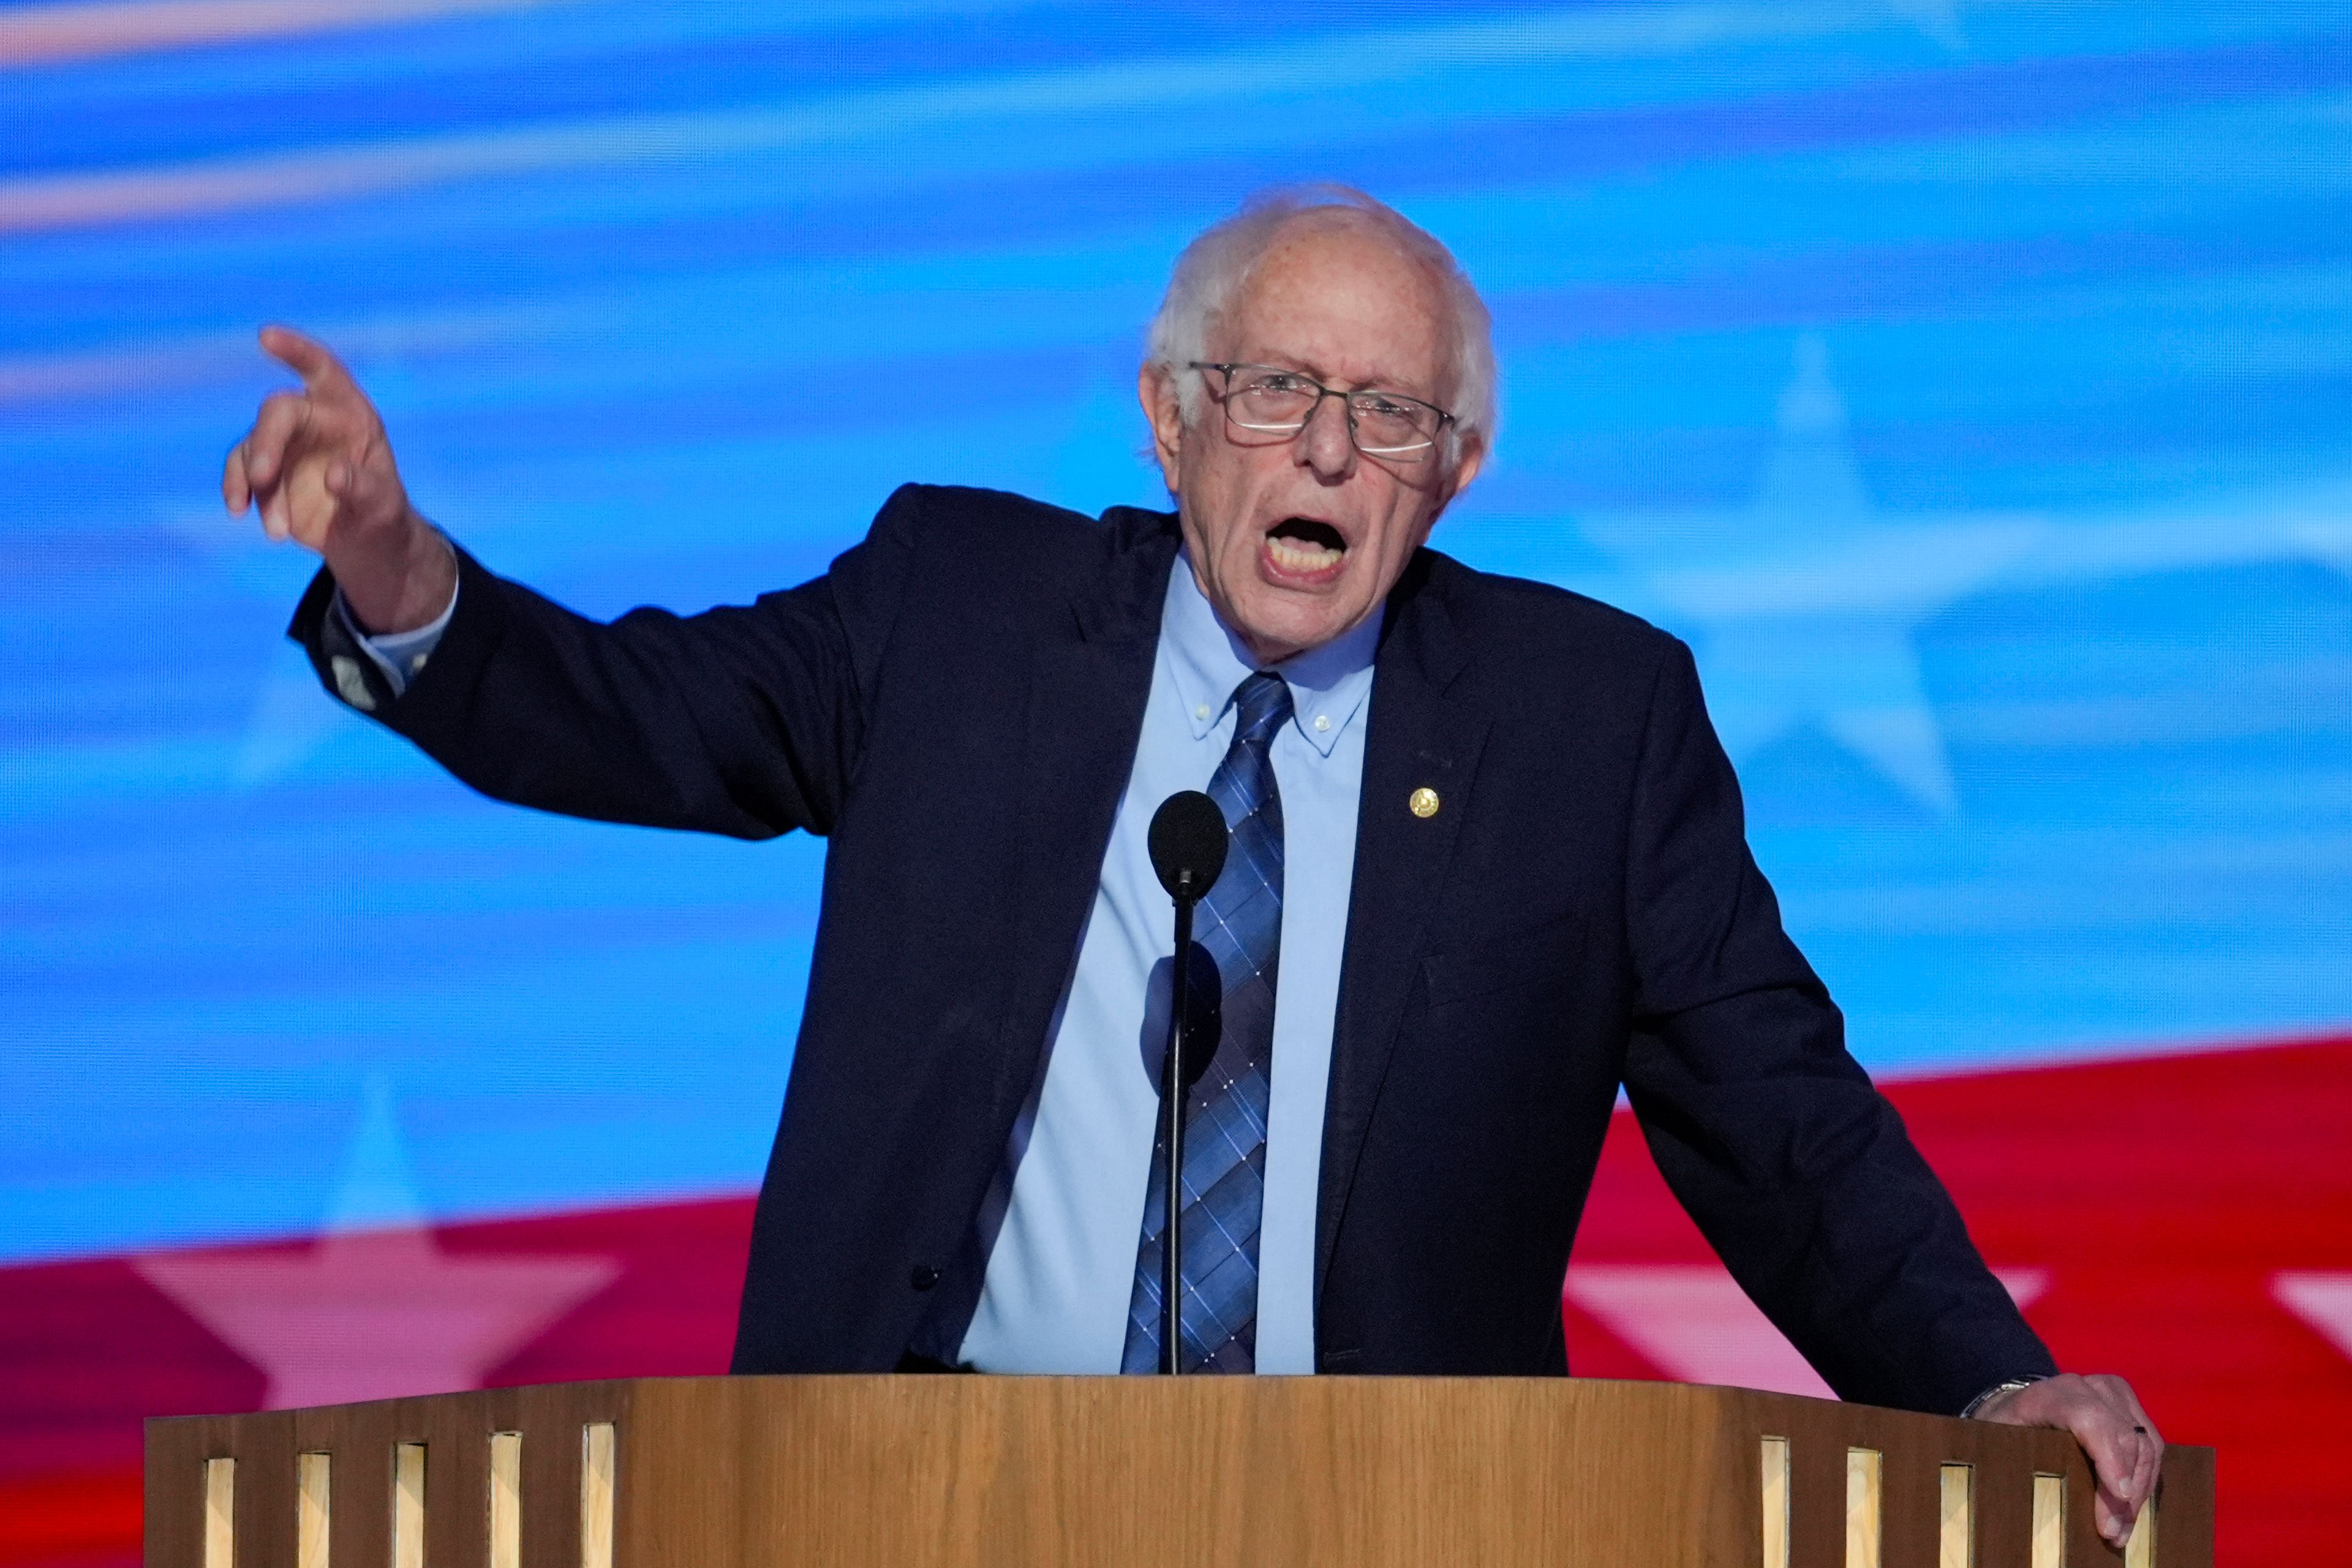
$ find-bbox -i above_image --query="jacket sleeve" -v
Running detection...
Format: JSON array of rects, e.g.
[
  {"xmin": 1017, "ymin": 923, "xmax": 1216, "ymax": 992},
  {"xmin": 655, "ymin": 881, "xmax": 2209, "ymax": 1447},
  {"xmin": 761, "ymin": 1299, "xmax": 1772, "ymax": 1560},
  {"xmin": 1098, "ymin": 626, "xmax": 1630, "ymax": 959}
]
[
  {"xmin": 1616, "ymin": 638, "xmax": 2057, "ymax": 1415},
  {"xmin": 287, "ymin": 483, "xmax": 928, "ymax": 840}
]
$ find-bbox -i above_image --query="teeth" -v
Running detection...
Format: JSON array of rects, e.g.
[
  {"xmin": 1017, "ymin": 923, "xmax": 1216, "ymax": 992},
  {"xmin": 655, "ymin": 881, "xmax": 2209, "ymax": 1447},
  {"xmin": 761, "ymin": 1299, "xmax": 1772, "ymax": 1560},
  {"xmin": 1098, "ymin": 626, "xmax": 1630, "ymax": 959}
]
[{"xmin": 1267, "ymin": 533, "xmax": 1343, "ymax": 571}]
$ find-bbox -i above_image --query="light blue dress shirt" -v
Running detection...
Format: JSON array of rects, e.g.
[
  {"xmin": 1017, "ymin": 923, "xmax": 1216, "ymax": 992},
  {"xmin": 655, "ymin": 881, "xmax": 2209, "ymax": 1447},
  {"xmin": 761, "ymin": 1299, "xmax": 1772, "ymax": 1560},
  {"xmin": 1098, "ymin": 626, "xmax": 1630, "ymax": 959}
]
[
  {"xmin": 349, "ymin": 548, "xmax": 1378, "ymax": 1374},
  {"xmin": 333, "ymin": 586, "xmax": 451, "ymax": 696},
  {"xmin": 956, "ymin": 556, "xmax": 1378, "ymax": 1374}
]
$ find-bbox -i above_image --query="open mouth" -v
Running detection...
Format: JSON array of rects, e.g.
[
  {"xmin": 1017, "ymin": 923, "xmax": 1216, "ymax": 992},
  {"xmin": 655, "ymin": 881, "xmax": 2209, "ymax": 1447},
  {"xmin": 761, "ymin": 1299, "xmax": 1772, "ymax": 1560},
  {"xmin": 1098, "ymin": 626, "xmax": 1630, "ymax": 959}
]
[{"xmin": 1264, "ymin": 517, "xmax": 1348, "ymax": 576}]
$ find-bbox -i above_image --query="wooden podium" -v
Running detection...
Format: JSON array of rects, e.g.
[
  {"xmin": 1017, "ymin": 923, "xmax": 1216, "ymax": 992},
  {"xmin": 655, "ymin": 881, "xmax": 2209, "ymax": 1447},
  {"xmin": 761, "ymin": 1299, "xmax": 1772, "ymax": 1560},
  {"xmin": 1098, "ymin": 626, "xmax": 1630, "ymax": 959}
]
[{"xmin": 147, "ymin": 1376, "xmax": 2211, "ymax": 1568}]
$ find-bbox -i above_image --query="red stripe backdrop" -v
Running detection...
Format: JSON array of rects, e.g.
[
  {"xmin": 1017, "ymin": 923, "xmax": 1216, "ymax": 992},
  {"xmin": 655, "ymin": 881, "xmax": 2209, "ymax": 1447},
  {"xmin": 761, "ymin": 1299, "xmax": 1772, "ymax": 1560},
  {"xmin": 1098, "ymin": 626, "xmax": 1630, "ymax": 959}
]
[{"xmin": 6, "ymin": 1036, "xmax": 2346, "ymax": 1566}]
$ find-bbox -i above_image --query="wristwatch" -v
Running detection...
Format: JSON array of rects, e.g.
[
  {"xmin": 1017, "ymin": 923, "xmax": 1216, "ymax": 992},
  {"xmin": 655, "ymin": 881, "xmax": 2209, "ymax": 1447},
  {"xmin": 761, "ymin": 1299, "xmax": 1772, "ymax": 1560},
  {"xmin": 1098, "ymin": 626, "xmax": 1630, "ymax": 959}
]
[{"xmin": 1962, "ymin": 1376, "xmax": 2047, "ymax": 1419}]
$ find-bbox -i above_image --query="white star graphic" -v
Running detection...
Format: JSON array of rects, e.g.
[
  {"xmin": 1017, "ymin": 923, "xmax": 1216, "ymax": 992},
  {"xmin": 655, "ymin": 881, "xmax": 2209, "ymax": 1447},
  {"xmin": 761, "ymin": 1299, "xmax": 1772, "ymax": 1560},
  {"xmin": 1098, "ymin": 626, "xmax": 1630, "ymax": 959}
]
[
  {"xmin": 2274, "ymin": 1272, "xmax": 2352, "ymax": 1365},
  {"xmin": 135, "ymin": 1078, "xmax": 617, "ymax": 1410},
  {"xmin": 1580, "ymin": 334, "xmax": 2046, "ymax": 815},
  {"xmin": 1542, "ymin": 335, "xmax": 2352, "ymax": 823}
]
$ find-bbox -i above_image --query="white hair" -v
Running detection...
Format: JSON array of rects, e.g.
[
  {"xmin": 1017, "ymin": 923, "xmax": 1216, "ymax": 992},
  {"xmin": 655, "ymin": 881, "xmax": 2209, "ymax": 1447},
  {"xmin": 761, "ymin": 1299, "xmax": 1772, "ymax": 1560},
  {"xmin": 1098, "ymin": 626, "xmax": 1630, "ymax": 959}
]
[{"xmin": 1145, "ymin": 184, "xmax": 1497, "ymax": 460}]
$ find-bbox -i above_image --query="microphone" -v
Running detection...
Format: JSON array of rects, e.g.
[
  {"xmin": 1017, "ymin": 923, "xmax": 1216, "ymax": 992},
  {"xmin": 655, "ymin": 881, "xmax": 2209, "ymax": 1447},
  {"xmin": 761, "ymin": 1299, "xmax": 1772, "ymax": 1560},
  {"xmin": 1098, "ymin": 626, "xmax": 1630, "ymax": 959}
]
[
  {"xmin": 1149, "ymin": 789, "xmax": 1227, "ymax": 902},
  {"xmin": 1145, "ymin": 789, "xmax": 1228, "ymax": 1374}
]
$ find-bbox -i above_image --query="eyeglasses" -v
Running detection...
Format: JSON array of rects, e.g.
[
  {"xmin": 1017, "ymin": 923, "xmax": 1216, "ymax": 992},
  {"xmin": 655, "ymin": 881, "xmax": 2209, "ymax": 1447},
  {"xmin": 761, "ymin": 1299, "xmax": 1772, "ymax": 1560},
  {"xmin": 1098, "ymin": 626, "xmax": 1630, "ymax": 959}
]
[{"xmin": 1191, "ymin": 362, "xmax": 1454, "ymax": 462}]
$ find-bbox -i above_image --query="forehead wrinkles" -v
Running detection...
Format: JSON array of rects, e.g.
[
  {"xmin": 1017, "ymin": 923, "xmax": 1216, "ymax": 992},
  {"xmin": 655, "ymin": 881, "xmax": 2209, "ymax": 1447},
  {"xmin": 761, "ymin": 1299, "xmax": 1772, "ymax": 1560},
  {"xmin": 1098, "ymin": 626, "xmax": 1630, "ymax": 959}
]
[{"xmin": 1215, "ymin": 221, "xmax": 1450, "ymax": 397}]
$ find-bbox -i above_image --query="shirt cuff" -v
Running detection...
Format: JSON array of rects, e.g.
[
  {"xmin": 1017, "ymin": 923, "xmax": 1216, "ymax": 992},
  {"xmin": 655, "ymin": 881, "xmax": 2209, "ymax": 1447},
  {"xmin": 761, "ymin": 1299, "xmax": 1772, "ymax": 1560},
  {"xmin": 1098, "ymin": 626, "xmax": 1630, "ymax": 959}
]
[{"xmin": 331, "ymin": 581, "xmax": 456, "ymax": 699}]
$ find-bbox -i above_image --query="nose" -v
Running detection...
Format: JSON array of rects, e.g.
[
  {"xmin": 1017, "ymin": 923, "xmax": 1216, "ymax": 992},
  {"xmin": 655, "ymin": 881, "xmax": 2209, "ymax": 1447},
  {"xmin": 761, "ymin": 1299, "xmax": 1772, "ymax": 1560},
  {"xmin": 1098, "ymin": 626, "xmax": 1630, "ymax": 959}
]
[{"xmin": 1296, "ymin": 391, "xmax": 1357, "ymax": 481}]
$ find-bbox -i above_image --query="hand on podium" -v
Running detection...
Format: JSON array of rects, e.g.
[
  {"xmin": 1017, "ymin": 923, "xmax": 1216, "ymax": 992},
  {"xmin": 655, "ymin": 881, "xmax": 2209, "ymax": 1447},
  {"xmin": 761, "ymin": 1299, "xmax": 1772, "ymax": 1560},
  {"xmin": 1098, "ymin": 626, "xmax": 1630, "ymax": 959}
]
[
  {"xmin": 1975, "ymin": 1371, "xmax": 2162, "ymax": 1548},
  {"xmin": 222, "ymin": 325, "xmax": 454, "ymax": 636}
]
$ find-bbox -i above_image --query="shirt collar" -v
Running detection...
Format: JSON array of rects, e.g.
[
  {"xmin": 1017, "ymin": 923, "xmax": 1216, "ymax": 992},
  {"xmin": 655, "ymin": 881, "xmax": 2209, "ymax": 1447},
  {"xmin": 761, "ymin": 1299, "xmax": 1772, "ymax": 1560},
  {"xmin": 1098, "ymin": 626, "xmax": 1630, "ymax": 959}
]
[{"xmin": 1163, "ymin": 551, "xmax": 1382, "ymax": 759}]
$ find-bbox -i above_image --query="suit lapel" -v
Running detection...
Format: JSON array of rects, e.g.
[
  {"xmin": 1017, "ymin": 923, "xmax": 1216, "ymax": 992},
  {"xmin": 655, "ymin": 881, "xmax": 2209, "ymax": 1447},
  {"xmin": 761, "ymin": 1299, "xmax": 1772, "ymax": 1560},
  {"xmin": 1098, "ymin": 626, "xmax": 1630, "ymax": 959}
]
[
  {"xmin": 989, "ymin": 510, "xmax": 1180, "ymax": 1118},
  {"xmin": 1314, "ymin": 553, "xmax": 1492, "ymax": 1308}
]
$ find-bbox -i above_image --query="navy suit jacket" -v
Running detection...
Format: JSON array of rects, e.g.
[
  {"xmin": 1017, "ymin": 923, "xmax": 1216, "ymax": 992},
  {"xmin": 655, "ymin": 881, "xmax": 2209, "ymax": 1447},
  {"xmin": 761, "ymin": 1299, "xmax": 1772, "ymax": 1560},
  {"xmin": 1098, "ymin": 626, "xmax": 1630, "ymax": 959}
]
[{"xmin": 293, "ymin": 482, "xmax": 2054, "ymax": 1413}]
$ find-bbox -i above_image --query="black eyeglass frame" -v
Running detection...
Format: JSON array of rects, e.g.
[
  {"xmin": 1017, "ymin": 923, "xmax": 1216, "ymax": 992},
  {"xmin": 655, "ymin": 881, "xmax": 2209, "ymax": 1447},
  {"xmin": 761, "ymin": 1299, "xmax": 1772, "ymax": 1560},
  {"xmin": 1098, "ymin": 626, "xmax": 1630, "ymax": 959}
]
[{"xmin": 1189, "ymin": 361, "xmax": 1457, "ymax": 461}]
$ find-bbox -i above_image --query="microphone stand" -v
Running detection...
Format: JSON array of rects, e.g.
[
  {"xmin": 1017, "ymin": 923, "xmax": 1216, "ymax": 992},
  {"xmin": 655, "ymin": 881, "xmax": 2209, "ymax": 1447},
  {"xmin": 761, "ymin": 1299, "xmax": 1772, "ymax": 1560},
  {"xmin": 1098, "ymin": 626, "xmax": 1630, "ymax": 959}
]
[
  {"xmin": 1161, "ymin": 874, "xmax": 1197, "ymax": 1376},
  {"xmin": 1145, "ymin": 786, "xmax": 1225, "ymax": 1378}
]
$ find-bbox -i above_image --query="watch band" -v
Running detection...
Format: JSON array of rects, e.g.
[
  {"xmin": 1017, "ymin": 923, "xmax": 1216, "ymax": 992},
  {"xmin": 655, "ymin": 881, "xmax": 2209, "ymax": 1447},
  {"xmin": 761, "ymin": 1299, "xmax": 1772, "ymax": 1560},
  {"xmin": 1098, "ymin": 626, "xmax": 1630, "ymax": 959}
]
[{"xmin": 1962, "ymin": 1376, "xmax": 2047, "ymax": 1419}]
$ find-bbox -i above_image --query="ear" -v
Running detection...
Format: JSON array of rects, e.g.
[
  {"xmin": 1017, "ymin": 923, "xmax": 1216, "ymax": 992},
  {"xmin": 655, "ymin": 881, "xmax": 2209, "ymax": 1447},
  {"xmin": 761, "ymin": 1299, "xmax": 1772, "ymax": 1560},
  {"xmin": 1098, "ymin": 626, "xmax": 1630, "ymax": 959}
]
[
  {"xmin": 1418, "ymin": 427, "xmax": 1487, "ymax": 541},
  {"xmin": 1446, "ymin": 429, "xmax": 1487, "ymax": 500},
  {"xmin": 1139, "ymin": 362, "xmax": 1185, "ymax": 492}
]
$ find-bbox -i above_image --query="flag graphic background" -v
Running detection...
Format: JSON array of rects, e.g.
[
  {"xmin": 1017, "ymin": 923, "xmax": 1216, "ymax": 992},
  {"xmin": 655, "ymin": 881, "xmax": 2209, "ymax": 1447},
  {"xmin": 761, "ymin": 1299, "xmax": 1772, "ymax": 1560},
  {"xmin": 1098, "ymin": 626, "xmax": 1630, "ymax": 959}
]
[{"xmin": 4, "ymin": 4, "xmax": 2346, "ymax": 1562}]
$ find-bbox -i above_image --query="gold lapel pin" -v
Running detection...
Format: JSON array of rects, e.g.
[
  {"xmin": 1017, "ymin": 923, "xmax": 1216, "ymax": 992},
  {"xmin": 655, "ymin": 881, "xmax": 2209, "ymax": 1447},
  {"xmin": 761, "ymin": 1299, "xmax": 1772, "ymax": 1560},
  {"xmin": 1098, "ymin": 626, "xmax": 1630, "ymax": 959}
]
[{"xmin": 1409, "ymin": 786, "xmax": 1441, "ymax": 819}]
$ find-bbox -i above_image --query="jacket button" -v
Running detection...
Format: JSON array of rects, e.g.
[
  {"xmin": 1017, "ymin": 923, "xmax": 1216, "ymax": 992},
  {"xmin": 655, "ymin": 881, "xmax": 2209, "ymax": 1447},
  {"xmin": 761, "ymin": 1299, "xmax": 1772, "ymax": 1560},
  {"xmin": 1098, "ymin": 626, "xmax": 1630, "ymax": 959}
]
[{"xmin": 910, "ymin": 1263, "xmax": 941, "ymax": 1291}]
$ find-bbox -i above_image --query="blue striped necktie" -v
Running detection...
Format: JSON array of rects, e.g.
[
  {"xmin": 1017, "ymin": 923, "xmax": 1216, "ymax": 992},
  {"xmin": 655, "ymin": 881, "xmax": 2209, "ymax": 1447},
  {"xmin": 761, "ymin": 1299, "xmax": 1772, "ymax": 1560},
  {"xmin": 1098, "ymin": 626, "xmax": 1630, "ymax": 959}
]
[{"xmin": 1122, "ymin": 670, "xmax": 1291, "ymax": 1374}]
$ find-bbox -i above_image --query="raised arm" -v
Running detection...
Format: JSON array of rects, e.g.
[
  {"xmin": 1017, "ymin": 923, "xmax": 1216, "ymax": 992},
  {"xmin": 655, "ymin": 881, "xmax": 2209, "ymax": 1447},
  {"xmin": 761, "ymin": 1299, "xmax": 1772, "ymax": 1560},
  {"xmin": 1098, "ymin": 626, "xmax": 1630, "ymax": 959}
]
[{"xmin": 228, "ymin": 326, "xmax": 913, "ymax": 840}]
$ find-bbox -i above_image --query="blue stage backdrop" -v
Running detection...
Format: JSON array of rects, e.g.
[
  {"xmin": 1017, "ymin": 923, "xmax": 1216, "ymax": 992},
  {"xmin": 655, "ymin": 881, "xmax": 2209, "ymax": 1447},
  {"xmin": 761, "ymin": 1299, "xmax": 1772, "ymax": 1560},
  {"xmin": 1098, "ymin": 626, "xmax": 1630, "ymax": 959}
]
[
  {"xmin": 2, "ymin": 4, "xmax": 2349, "ymax": 1560},
  {"xmin": 7, "ymin": 0, "xmax": 2345, "ymax": 1259}
]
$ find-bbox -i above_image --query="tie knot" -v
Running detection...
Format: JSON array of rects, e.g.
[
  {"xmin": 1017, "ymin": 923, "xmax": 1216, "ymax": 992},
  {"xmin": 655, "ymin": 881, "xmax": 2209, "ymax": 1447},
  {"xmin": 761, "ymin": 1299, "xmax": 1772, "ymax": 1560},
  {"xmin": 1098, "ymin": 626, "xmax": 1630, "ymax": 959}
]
[{"xmin": 1230, "ymin": 672, "xmax": 1292, "ymax": 747}]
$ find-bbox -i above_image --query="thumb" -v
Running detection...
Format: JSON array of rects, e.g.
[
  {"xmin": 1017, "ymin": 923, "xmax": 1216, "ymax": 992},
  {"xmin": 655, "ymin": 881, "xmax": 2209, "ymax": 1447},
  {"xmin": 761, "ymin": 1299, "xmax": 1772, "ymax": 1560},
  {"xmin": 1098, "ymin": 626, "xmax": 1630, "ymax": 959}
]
[{"xmin": 331, "ymin": 441, "xmax": 409, "ymax": 529}]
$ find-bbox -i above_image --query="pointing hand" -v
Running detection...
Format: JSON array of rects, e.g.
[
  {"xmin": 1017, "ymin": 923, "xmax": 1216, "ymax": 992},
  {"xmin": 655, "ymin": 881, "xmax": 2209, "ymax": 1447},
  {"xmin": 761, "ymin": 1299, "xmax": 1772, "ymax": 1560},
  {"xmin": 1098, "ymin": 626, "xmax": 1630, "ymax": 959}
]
[{"xmin": 223, "ymin": 326, "xmax": 453, "ymax": 633}]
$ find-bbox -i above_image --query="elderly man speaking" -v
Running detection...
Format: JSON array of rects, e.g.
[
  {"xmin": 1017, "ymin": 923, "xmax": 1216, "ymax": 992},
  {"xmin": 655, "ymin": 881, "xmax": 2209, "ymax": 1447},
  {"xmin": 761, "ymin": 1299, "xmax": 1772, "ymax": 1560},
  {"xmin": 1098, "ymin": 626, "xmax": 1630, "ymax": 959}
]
[{"xmin": 224, "ymin": 187, "xmax": 2162, "ymax": 1545}]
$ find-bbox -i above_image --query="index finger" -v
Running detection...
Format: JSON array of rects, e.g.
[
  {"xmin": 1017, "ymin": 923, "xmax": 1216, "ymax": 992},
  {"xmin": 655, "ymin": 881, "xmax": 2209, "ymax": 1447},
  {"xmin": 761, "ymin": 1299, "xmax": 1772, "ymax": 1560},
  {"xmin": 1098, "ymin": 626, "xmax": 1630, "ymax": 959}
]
[{"xmin": 257, "ymin": 324, "xmax": 355, "ymax": 398}]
